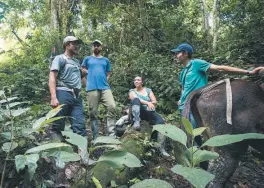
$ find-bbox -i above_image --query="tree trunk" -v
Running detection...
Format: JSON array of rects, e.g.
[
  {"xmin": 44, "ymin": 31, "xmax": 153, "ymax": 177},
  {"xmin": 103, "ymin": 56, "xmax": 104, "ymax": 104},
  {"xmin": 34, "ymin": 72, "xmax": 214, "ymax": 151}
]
[
  {"xmin": 201, "ymin": 0, "xmax": 209, "ymax": 47},
  {"xmin": 137, "ymin": 0, "xmax": 149, "ymax": 42},
  {"xmin": 50, "ymin": 0, "xmax": 59, "ymax": 30},
  {"xmin": 212, "ymin": 0, "xmax": 219, "ymax": 54}
]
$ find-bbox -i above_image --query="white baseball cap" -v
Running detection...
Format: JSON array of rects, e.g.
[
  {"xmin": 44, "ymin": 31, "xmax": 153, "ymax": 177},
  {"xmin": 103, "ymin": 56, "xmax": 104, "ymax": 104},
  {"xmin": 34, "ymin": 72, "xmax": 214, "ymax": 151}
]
[
  {"xmin": 63, "ymin": 36, "xmax": 81, "ymax": 44},
  {"xmin": 92, "ymin": 39, "xmax": 102, "ymax": 45}
]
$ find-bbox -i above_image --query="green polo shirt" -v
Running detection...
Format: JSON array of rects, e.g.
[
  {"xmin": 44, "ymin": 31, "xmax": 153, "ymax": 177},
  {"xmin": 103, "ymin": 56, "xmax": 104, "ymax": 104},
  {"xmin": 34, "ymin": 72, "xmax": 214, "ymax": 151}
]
[{"xmin": 179, "ymin": 59, "xmax": 211, "ymax": 110}]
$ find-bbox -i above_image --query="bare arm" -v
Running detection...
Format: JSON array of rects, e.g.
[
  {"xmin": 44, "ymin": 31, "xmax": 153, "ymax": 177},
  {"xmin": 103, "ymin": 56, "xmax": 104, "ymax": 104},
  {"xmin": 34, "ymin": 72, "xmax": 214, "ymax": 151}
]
[
  {"xmin": 209, "ymin": 64, "xmax": 253, "ymax": 75},
  {"xmin": 149, "ymin": 91, "xmax": 157, "ymax": 106},
  {"xmin": 49, "ymin": 71, "xmax": 59, "ymax": 107},
  {"xmin": 82, "ymin": 77, "xmax": 86, "ymax": 87},
  {"xmin": 81, "ymin": 67, "xmax": 88, "ymax": 87},
  {"xmin": 129, "ymin": 90, "xmax": 156, "ymax": 110},
  {"xmin": 107, "ymin": 72, "xmax": 111, "ymax": 81},
  {"xmin": 81, "ymin": 67, "xmax": 88, "ymax": 76}
]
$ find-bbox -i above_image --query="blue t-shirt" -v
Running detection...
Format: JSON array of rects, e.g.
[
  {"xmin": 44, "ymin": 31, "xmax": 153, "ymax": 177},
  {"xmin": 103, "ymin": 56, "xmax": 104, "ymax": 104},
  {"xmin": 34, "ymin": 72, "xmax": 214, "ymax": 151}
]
[
  {"xmin": 82, "ymin": 56, "xmax": 111, "ymax": 91},
  {"xmin": 179, "ymin": 59, "xmax": 211, "ymax": 110}
]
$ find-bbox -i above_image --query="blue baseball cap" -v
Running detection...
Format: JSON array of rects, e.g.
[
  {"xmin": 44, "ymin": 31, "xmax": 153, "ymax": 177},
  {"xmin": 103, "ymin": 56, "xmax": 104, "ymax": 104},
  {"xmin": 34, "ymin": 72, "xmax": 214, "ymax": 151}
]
[{"xmin": 171, "ymin": 43, "xmax": 193, "ymax": 54}]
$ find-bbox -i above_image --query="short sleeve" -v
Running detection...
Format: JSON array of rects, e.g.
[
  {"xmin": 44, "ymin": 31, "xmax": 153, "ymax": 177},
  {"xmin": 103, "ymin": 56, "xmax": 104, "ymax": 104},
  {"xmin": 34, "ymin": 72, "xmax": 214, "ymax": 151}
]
[
  {"xmin": 106, "ymin": 58, "xmax": 111, "ymax": 72},
  {"xmin": 50, "ymin": 56, "xmax": 62, "ymax": 71},
  {"xmin": 81, "ymin": 56, "xmax": 89, "ymax": 69},
  {"xmin": 193, "ymin": 59, "xmax": 211, "ymax": 73}
]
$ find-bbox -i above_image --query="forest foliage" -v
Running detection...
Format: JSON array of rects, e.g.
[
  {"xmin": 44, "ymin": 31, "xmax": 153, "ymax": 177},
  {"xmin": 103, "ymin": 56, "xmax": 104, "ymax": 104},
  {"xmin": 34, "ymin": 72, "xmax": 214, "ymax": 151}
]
[{"xmin": 0, "ymin": 0, "xmax": 264, "ymax": 187}]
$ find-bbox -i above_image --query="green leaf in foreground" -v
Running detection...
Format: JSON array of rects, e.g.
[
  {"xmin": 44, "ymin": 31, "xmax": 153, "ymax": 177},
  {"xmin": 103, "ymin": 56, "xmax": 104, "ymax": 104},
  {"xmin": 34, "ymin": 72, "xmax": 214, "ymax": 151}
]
[
  {"xmin": 15, "ymin": 155, "xmax": 26, "ymax": 172},
  {"xmin": 153, "ymin": 124, "xmax": 187, "ymax": 147},
  {"xmin": 15, "ymin": 154, "xmax": 39, "ymax": 181},
  {"xmin": 193, "ymin": 127, "xmax": 207, "ymax": 137},
  {"xmin": 171, "ymin": 165, "xmax": 214, "ymax": 188},
  {"xmin": 61, "ymin": 131, "xmax": 87, "ymax": 150},
  {"xmin": 130, "ymin": 179, "xmax": 173, "ymax": 188},
  {"xmin": 192, "ymin": 149, "xmax": 219, "ymax": 166},
  {"xmin": 45, "ymin": 105, "xmax": 64, "ymax": 119},
  {"xmin": 26, "ymin": 143, "xmax": 71, "ymax": 154},
  {"xmin": 182, "ymin": 117, "xmax": 193, "ymax": 136},
  {"xmin": 47, "ymin": 150, "xmax": 80, "ymax": 162},
  {"xmin": 26, "ymin": 154, "xmax": 39, "ymax": 181},
  {"xmin": 202, "ymin": 133, "xmax": 264, "ymax": 147},
  {"xmin": 2, "ymin": 142, "xmax": 18, "ymax": 152},
  {"xmin": 94, "ymin": 136, "xmax": 122, "ymax": 145},
  {"xmin": 98, "ymin": 150, "xmax": 142, "ymax": 168}
]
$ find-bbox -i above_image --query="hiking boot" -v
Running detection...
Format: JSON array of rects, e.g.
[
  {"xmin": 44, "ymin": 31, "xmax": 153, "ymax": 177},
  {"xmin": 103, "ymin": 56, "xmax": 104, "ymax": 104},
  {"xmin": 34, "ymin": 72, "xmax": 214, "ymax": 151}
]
[
  {"xmin": 132, "ymin": 121, "xmax": 141, "ymax": 131},
  {"xmin": 157, "ymin": 133, "xmax": 170, "ymax": 157},
  {"xmin": 107, "ymin": 118, "xmax": 116, "ymax": 136}
]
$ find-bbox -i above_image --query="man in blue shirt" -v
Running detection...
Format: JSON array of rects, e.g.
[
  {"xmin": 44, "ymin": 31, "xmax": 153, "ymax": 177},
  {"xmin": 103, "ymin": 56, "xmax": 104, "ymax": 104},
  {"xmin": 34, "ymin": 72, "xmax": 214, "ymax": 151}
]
[
  {"xmin": 82, "ymin": 40, "xmax": 116, "ymax": 139},
  {"xmin": 171, "ymin": 43, "xmax": 256, "ymax": 128}
]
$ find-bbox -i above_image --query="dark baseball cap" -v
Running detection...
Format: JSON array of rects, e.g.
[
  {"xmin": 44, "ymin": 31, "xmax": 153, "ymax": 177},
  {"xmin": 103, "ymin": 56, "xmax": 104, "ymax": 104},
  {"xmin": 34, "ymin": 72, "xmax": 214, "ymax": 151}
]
[{"xmin": 171, "ymin": 43, "xmax": 193, "ymax": 54}]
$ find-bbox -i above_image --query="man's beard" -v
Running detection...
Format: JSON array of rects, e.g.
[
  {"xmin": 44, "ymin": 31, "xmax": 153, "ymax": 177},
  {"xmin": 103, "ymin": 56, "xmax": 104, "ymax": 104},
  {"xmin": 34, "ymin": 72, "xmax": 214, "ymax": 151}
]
[
  {"xmin": 71, "ymin": 48, "xmax": 78, "ymax": 55},
  {"xmin": 93, "ymin": 49, "xmax": 101, "ymax": 55}
]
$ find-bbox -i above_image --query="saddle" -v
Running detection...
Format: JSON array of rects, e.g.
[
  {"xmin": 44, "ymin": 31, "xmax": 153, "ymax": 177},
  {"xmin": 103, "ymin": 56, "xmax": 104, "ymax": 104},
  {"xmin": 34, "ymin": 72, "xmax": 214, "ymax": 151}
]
[{"xmin": 199, "ymin": 78, "xmax": 233, "ymax": 125}]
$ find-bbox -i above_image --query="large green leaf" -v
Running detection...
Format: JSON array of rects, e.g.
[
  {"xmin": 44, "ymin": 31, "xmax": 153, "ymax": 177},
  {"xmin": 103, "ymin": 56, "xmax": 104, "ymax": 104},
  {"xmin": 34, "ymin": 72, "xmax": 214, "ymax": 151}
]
[
  {"xmin": 26, "ymin": 143, "xmax": 71, "ymax": 154},
  {"xmin": 0, "ymin": 132, "xmax": 11, "ymax": 140},
  {"xmin": 182, "ymin": 117, "xmax": 193, "ymax": 136},
  {"xmin": 93, "ymin": 136, "xmax": 122, "ymax": 145},
  {"xmin": 26, "ymin": 154, "xmax": 39, "ymax": 181},
  {"xmin": 2, "ymin": 142, "xmax": 18, "ymax": 152},
  {"xmin": 46, "ymin": 150, "xmax": 80, "ymax": 162},
  {"xmin": 171, "ymin": 165, "xmax": 214, "ymax": 188},
  {"xmin": 193, "ymin": 127, "xmax": 207, "ymax": 137},
  {"xmin": 98, "ymin": 151, "xmax": 142, "ymax": 168},
  {"xmin": 15, "ymin": 154, "xmax": 39, "ymax": 181},
  {"xmin": 153, "ymin": 124, "xmax": 187, "ymax": 147},
  {"xmin": 32, "ymin": 116, "xmax": 65, "ymax": 132},
  {"xmin": 0, "ymin": 97, "xmax": 18, "ymax": 104},
  {"xmin": 191, "ymin": 148, "xmax": 219, "ymax": 166},
  {"xmin": 9, "ymin": 102, "xmax": 23, "ymax": 108},
  {"xmin": 93, "ymin": 144, "xmax": 121, "ymax": 151},
  {"xmin": 130, "ymin": 179, "xmax": 173, "ymax": 188},
  {"xmin": 0, "ymin": 114, "xmax": 4, "ymax": 122},
  {"xmin": 45, "ymin": 105, "xmax": 64, "ymax": 119},
  {"xmin": 202, "ymin": 133, "xmax": 264, "ymax": 147},
  {"xmin": 15, "ymin": 155, "xmax": 26, "ymax": 172},
  {"xmin": 32, "ymin": 117, "xmax": 46, "ymax": 130},
  {"xmin": 11, "ymin": 107, "xmax": 30, "ymax": 117},
  {"xmin": 61, "ymin": 131, "xmax": 87, "ymax": 150},
  {"xmin": 99, "ymin": 160, "xmax": 123, "ymax": 169}
]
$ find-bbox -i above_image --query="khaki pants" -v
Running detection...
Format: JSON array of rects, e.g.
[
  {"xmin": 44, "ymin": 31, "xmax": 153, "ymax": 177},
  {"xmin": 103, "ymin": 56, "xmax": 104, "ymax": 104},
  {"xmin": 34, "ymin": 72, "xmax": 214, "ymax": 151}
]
[{"xmin": 87, "ymin": 89, "xmax": 116, "ymax": 138}]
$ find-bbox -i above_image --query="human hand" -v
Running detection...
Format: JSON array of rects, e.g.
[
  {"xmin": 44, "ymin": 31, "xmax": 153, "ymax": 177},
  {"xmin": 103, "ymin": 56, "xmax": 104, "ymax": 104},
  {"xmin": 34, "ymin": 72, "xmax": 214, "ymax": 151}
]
[
  {"xmin": 177, "ymin": 100, "xmax": 180, "ymax": 106},
  {"xmin": 249, "ymin": 67, "xmax": 264, "ymax": 75},
  {"xmin": 147, "ymin": 102, "xmax": 155, "ymax": 111},
  {"xmin": 51, "ymin": 97, "xmax": 59, "ymax": 108}
]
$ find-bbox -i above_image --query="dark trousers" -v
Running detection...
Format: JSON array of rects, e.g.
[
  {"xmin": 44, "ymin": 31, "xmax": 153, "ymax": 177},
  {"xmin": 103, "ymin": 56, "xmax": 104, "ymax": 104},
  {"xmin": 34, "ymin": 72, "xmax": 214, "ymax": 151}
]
[
  {"xmin": 131, "ymin": 98, "xmax": 164, "ymax": 125},
  {"xmin": 52, "ymin": 90, "xmax": 86, "ymax": 136}
]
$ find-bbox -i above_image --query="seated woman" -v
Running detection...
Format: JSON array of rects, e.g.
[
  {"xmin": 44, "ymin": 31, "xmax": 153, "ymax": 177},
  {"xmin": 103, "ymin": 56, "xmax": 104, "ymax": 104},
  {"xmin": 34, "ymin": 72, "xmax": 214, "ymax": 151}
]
[
  {"xmin": 129, "ymin": 76, "xmax": 165, "ymax": 130},
  {"xmin": 129, "ymin": 76, "xmax": 169, "ymax": 156}
]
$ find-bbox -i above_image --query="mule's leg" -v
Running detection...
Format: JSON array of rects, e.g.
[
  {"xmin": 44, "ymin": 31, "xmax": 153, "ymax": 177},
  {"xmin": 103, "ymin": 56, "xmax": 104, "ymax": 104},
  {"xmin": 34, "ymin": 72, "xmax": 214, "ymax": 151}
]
[
  {"xmin": 207, "ymin": 143, "xmax": 248, "ymax": 188},
  {"xmin": 249, "ymin": 139, "xmax": 264, "ymax": 155}
]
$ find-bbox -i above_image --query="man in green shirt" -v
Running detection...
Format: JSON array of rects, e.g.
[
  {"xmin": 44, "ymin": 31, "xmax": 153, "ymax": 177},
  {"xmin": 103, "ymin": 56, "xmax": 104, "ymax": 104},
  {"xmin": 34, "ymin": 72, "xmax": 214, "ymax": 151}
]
[{"xmin": 171, "ymin": 43, "xmax": 256, "ymax": 128}]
